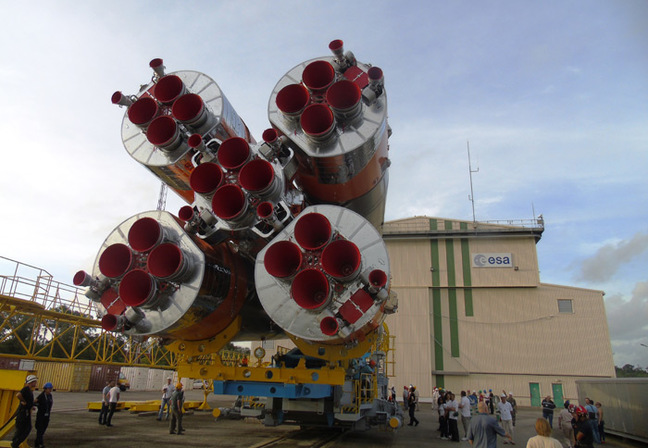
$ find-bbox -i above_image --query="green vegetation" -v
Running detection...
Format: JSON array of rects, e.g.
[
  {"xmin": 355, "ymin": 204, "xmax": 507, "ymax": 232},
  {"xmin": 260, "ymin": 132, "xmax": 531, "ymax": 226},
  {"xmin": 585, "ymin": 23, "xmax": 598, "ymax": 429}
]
[{"xmin": 615, "ymin": 364, "xmax": 648, "ymax": 377}]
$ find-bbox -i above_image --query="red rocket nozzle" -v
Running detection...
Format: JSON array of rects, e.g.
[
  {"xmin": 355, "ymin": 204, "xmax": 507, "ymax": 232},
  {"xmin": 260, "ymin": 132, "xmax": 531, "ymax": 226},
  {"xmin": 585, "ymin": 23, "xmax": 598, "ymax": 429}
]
[
  {"xmin": 172, "ymin": 93, "xmax": 204, "ymax": 121},
  {"xmin": 119, "ymin": 269, "xmax": 155, "ymax": 307},
  {"xmin": 291, "ymin": 268, "xmax": 330, "ymax": 310},
  {"xmin": 264, "ymin": 241, "xmax": 302, "ymax": 278},
  {"xmin": 111, "ymin": 91, "xmax": 133, "ymax": 107},
  {"xmin": 98, "ymin": 244, "xmax": 133, "ymax": 279},
  {"xmin": 294, "ymin": 213, "xmax": 331, "ymax": 250},
  {"xmin": 276, "ymin": 84, "xmax": 310, "ymax": 116},
  {"xmin": 239, "ymin": 159, "xmax": 275, "ymax": 193},
  {"xmin": 127, "ymin": 97, "xmax": 159, "ymax": 128},
  {"xmin": 262, "ymin": 128, "xmax": 278, "ymax": 144},
  {"xmin": 154, "ymin": 74, "xmax": 185, "ymax": 104},
  {"xmin": 101, "ymin": 314, "xmax": 119, "ymax": 331},
  {"xmin": 322, "ymin": 240, "xmax": 361, "ymax": 280},
  {"xmin": 148, "ymin": 243, "xmax": 184, "ymax": 279},
  {"xmin": 217, "ymin": 137, "xmax": 250, "ymax": 170},
  {"xmin": 302, "ymin": 60, "xmax": 335, "ymax": 94},
  {"xmin": 178, "ymin": 205, "xmax": 194, "ymax": 222},
  {"xmin": 212, "ymin": 184, "xmax": 247, "ymax": 220},
  {"xmin": 128, "ymin": 217, "xmax": 162, "ymax": 253},
  {"xmin": 73, "ymin": 270, "xmax": 92, "ymax": 287},
  {"xmin": 329, "ymin": 39, "xmax": 344, "ymax": 57},
  {"xmin": 190, "ymin": 162, "xmax": 223, "ymax": 195},
  {"xmin": 326, "ymin": 80, "xmax": 361, "ymax": 113},
  {"xmin": 149, "ymin": 58, "xmax": 165, "ymax": 77},
  {"xmin": 257, "ymin": 202, "xmax": 274, "ymax": 219},
  {"xmin": 300, "ymin": 104, "xmax": 335, "ymax": 139},
  {"xmin": 320, "ymin": 316, "xmax": 339, "ymax": 336},
  {"xmin": 368, "ymin": 66, "xmax": 383, "ymax": 82},
  {"xmin": 188, "ymin": 133, "xmax": 204, "ymax": 149},
  {"xmin": 369, "ymin": 269, "xmax": 388, "ymax": 288},
  {"xmin": 146, "ymin": 116, "xmax": 181, "ymax": 149}
]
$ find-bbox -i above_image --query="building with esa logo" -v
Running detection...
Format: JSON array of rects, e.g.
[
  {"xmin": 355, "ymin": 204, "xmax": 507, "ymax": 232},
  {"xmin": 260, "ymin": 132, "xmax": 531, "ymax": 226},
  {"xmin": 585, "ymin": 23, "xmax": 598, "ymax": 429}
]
[{"xmin": 381, "ymin": 216, "xmax": 615, "ymax": 407}]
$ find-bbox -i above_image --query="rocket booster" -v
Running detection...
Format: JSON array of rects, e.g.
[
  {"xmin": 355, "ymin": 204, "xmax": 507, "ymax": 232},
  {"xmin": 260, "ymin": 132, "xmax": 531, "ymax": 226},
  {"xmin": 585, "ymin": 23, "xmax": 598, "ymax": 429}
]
[{"xmin": 80, "ymin": 40, "xmax": 395, "ymax": 356}]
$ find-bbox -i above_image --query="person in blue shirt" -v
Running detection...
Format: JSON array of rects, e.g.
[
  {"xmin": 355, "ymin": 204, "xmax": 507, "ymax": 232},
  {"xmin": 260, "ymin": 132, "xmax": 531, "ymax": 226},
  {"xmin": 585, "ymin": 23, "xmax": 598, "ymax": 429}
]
[
  {"xmin": 467, "ymin": 402, "xmax": 512, "ymax": 448},
  {"xmin": 34, "ymin": 382, "xmax": 54, "ymax": 448}
]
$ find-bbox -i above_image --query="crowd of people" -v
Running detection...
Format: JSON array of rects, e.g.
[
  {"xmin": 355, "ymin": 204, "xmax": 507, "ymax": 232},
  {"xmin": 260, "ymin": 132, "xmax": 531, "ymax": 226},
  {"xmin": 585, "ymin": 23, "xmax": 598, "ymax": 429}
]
[{"xmin": 398, "ymin": 385, "xmax": 606, "ymax": 448}]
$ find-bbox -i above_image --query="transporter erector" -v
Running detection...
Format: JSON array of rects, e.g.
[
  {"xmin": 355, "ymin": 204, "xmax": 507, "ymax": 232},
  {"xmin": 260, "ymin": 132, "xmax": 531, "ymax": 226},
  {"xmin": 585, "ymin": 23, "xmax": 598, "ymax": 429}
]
[{"xmin": 76, "ymin": 39, "xmax": 401, "ymax": 430}]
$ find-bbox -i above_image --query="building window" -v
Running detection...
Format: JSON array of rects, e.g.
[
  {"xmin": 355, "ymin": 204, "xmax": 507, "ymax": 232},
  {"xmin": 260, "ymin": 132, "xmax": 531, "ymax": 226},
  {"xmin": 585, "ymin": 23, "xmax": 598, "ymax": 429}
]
[{"xmin": 557, "ymin": 299, "xmax": 573, "ymax": 314}]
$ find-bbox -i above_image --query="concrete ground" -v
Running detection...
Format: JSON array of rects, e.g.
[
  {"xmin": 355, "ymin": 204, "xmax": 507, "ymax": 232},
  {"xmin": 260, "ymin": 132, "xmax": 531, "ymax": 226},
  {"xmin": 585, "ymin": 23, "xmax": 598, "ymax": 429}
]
[{"xmin": 2, "ymin": 390, "xmax": 644, "ymax": 448}]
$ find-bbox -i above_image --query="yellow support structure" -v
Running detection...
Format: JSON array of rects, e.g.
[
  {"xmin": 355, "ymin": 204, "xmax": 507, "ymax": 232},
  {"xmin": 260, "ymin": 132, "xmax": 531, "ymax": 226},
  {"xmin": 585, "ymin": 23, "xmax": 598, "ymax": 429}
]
[
  {"xmin": 0, "ymin": 256, "xmax": 175, "ymax": 369},
  {"xmin": 0, "ymin": 369, "xmax": 35, "ymax": 448}
]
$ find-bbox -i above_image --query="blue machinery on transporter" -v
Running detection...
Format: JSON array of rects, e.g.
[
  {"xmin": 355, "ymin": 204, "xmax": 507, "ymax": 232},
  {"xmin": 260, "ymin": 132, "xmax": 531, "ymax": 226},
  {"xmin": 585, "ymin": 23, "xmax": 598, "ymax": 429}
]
[{"xmin": 75, "ymin": 39, "xmax": 402, "ymax": 430}]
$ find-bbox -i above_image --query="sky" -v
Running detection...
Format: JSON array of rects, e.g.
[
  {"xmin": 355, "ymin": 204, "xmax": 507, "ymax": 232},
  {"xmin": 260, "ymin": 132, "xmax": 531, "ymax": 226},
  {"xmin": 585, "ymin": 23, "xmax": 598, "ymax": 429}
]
[{"xmin": 0, "ymin": 1, "xmax": 646, "ymax": 367}]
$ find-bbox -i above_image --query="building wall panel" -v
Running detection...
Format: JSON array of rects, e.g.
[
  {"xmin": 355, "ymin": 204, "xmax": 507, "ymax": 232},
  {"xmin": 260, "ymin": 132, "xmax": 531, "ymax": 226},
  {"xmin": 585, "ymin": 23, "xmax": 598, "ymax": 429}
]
[
  {"xmin": 385, "ymin": 240, "xmax": 432, "ymax": 287},
  {"xmin": 388, "ymin": 287, "xmax": 432, "ymax": 398}
]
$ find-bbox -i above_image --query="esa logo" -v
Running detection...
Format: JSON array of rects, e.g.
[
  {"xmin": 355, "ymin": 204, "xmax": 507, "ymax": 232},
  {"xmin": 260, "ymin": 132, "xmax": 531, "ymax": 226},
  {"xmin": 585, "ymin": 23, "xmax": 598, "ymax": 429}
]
[{"xmin": 472, "ymin": 253, "xmax": 513, "ymax": 268}]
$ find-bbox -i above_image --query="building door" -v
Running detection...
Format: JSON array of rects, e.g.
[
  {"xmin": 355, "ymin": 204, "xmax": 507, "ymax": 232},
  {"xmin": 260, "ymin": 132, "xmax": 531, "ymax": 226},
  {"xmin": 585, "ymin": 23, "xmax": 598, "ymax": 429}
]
[
  {"xmin": 552, "ymin": 383, "xmax": 564, "ymax": 408},
  {"xmin": 529, "ymin": 383, "xmax": 541, "ymax": 407}
]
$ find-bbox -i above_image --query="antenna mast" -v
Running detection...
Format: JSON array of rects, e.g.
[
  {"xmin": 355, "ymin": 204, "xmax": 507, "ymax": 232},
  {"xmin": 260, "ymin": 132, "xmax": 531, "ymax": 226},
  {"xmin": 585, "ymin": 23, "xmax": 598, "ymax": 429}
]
[{"xmin": 467, "ymin": 141, "xmax": 479, "ymax": 223}]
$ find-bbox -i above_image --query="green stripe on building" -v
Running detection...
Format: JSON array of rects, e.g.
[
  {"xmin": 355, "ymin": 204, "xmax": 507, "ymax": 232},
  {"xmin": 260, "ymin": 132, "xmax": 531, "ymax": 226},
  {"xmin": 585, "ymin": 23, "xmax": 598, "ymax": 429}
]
[
  {"xmin": 429, "ymin": 219, "xmax": 443, "ymax": 371},
  {"xmin": 460, "ymin": 222, "xmax": 474, "ymax": 317},
  {"xmin": 445, "ymin": 221, "xmax": 459, "ymax": 357}
]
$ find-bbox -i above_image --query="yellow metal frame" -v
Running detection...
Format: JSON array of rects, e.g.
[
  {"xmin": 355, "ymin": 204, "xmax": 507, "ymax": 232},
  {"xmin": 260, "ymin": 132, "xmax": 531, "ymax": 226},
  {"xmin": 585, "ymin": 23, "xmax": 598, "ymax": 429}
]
[{"xmin": 0, "ymin": 257, "xmax": 175, "ymax": 369}]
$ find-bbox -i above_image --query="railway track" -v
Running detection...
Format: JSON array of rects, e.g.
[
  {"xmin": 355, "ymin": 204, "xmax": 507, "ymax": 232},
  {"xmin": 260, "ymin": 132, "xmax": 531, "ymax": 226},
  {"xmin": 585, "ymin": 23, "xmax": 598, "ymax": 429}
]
[{"xmin": 251, "ymin": 427, "xmax": 346, "ymax": 448}]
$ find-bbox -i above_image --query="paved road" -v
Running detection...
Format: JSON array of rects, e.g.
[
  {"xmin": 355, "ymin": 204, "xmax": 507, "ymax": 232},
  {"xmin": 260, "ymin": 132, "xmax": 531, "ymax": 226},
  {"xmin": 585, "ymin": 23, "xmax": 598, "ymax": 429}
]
[{"xmin": 2, "ymin": 391, "xmax": 643, "ymax": 448}]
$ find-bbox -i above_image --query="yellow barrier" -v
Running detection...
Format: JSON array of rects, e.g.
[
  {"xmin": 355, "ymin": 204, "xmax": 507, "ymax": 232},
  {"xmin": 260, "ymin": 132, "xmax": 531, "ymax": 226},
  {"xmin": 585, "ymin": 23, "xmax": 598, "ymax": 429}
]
[{"xmin": 0, "ymin": 369, "xmax": 36, "ymax": 448}]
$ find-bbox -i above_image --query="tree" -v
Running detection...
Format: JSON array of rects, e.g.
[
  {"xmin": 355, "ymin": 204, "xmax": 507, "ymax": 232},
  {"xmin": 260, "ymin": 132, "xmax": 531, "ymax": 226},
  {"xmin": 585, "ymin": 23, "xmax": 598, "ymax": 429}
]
[{"xmin": 615, "ymin": 364, "xmax": 648, "ymax": 377}]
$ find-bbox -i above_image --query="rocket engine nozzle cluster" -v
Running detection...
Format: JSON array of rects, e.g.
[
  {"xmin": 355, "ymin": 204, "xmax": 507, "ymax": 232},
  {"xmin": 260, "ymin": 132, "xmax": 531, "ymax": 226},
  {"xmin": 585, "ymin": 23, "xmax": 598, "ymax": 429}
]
[{"xmin": 79, "ymin": 40, "xmax": 394, "ymax": 356}]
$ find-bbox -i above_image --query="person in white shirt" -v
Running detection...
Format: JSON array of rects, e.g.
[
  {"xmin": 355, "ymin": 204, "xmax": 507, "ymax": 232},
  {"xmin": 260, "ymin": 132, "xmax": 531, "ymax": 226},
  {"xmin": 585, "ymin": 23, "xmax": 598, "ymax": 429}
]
[
  {"xmin": 157, "ymin": 378, "xmax": 175, "ymax": 421},
  {"xmin": 446, "ymin": 392, "xmax": 460, "ymax": 441},
  {"xmin": 459, "ymin": 390, "xmax": 472, "ymax": 440},
  {"xmin": 105, "ymin": 381, "xmax": 121, "ymax": 427},
  {"xmin": 497, "ymin": 394, "xmax": 515, "ymax": 444}
]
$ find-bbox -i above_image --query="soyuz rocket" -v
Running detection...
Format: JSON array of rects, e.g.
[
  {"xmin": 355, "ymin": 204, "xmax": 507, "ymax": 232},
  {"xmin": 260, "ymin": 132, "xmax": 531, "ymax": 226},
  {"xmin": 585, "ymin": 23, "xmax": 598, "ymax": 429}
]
[{"xmin": 75, "ymin": 39, "xmax": 396, "ymax": 363}]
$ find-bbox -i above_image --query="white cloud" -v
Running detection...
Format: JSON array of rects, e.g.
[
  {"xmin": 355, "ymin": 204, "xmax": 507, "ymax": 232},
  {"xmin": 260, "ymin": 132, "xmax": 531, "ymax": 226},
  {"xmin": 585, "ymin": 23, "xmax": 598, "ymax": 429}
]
[{"xmin": 576, "ymin": 232, "xmax": 648, "ymax": 283}]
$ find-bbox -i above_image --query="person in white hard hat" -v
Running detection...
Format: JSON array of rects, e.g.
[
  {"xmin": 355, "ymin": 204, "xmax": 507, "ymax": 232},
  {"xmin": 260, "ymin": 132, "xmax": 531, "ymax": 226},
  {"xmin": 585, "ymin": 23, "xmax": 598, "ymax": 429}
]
[{"xmin": 12, "ymin": 374, "xmax": 38, "ymax": 448}]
